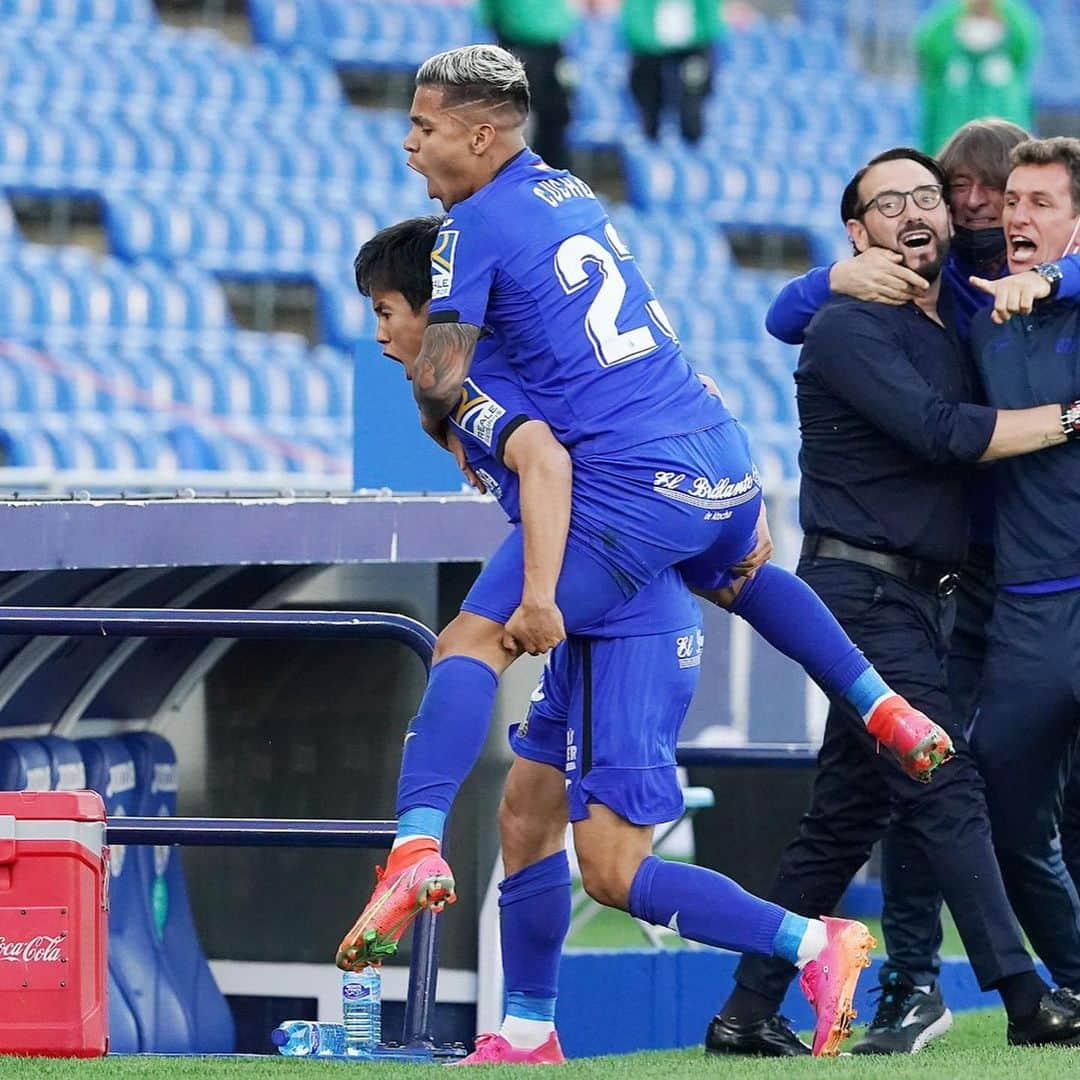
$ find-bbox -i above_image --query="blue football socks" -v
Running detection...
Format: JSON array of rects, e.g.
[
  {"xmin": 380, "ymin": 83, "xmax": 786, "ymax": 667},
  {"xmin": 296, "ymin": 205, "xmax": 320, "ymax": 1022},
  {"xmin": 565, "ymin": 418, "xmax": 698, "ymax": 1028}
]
[
  {"xmin": 627, "ymin": 855, "xmax": 786, "ymax": 955},
  {"xmin": 731, "ymin": 563, "xmax": 891, "ymax": 715},
  {"xmin": 394, "ymin": 654, "xmax": 499, "ymax": 825},
  {"xmin": 499, "ymin": 851, "xmax": 571, "ymax": 1036}
]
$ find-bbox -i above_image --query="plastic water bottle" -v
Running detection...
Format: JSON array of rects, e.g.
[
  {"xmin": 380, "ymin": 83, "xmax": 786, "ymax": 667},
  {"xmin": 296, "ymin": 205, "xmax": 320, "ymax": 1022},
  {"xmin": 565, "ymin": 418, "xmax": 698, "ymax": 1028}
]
[
  {"xmin": 342, "ymin": 967, "xmax": 382, "ymax": 1054},
  {"xmin": 271, "ymin": 1020, "xmax": 346, "ymax": 1056}
]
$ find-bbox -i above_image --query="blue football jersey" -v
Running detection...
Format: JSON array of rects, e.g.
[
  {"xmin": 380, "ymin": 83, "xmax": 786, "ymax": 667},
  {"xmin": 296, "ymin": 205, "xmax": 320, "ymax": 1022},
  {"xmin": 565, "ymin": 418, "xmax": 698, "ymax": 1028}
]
[
  {"xmin": 449, "ymin": 347, "xmax": 699, "ymax": 637},
  {"xmin": 428, "ymin": 149, "xmax": 729, "ymax": 454}
]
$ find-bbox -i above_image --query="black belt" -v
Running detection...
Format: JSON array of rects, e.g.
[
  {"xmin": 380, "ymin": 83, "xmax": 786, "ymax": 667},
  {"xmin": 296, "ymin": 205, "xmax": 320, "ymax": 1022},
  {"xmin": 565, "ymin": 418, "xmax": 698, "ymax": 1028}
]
[{"xmin": 802, "ymin": 535, "xmax": 960, "ymax": 598}]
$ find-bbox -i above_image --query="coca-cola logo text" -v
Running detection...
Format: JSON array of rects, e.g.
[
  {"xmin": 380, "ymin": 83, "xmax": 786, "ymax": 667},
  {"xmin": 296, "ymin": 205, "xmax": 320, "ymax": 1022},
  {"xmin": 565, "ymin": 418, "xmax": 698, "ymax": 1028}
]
[{"xmin": 0, "ymin": 934, "xmax": 64, "ymax": 963}]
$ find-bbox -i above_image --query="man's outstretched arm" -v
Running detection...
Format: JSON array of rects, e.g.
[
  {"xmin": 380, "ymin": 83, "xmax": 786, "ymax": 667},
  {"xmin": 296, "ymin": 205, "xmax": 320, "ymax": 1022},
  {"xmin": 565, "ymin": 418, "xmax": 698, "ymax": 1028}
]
[{"xmin": 413, "ymin": 322, "xmax": 482, "ymax": 422}]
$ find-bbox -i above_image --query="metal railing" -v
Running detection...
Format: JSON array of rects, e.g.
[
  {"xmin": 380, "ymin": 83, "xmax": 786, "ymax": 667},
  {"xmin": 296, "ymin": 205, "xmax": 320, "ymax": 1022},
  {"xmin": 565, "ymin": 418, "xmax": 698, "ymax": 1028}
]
[{"xmin": 0, "ymin": 605, "xmax": 443, "ymax": 1050}]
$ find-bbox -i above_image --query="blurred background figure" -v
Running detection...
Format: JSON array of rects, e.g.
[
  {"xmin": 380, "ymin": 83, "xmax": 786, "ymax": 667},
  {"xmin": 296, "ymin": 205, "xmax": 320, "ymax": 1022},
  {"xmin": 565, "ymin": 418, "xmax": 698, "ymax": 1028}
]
[
  {"xmin": 914, "ymin": 0, "xmax": 1040, "ymax": 153},
  {"xmin": 621, "ymin": 0, "xmax": 728, "ymax": 144},
  {"xmin": 477, "ymin": 0, "xmax": 586, "ymax": 170}
]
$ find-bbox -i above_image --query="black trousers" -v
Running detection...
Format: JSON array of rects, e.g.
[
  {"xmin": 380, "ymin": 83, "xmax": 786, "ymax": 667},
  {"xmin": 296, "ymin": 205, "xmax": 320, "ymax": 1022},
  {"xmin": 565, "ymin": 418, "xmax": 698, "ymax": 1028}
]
[
  {"xmin": 878, "ymin": 545, "xmax": 994, "ymax": 986},
  {"xmin": 498, "ymin": 38, "xmax": 572, "ymax": 171},
  {"xmin": 733, "ymin": 557, "xmax": 1033, "ymax": 1006},
  {"xmin": 971, "ymin": 588, "xmax": 1080, "ymax": 988},
  {"xmin": 878, "ymin": 563, "xmax": 1080, "ymax": 989},
  {"xmin": 628, "ymin": 46, "xmax": 713, "ymax": 143}
]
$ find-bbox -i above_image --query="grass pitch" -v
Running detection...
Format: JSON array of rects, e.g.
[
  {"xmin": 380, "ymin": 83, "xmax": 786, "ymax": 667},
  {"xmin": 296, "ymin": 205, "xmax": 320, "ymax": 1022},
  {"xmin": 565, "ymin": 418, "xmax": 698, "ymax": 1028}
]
[{"xmin": 3, "ymin": 1011, "xmax": 1079, "ymax": 1080}]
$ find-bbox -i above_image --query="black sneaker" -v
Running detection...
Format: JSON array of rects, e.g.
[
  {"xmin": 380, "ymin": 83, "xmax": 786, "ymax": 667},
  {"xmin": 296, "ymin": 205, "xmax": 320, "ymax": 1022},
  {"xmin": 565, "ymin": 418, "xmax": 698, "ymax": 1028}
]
[
  {"xmin": 705, "ymin": 1014, "xmax": 811, "ymax": 1056},
  {"xmin": 851, "ymin": 971, "xmax": 952, "ymax": 1055},
  {"xmin": 1008, "ymin": 988, "xmax": 1080, "ymax": 1046}
]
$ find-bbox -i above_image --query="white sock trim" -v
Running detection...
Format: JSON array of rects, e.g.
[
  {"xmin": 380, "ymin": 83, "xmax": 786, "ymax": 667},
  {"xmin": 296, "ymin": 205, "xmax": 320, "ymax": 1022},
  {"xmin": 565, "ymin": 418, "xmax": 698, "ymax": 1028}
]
[
  {"xmin": 499, "ymin": 1015, "xmax": 555, "ymax": 1050},
  {"xmin": 390, "ymin": 834, "xmax": 439, "ymax": 851},
  {"xmin": 795, "ymin": 919, "xmax": 829, "ymax": 969},
  {"xmin": 862, "ymin": 691, "xmax": 895, "ymax": 724}
]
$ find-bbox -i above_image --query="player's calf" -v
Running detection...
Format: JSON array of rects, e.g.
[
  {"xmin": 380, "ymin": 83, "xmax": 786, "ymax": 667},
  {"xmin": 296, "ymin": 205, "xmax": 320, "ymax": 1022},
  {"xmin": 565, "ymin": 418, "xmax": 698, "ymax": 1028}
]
[{"xmin": 433, "ymin": 610, "xmax": 522, "ymax": 672}]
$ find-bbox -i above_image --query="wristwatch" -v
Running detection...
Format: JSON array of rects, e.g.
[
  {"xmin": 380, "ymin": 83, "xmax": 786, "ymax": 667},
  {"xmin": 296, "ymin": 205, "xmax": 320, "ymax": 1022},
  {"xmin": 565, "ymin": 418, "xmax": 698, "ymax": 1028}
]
[
  {"xmin": 1062, "ymin": 399, "xmax": 1080, "ymax": 442},
  {"xmin": 1033, "ymin": 261, "xmax": 1064, "ymax": 299}
]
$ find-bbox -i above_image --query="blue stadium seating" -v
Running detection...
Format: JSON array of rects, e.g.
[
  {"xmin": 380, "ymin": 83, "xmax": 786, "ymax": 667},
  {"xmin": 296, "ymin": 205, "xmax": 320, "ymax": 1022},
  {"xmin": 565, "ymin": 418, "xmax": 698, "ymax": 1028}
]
[
  {"xmin": 3, "ymin": 0, "xmax": 1070, "ymax": 482},
  {"xmin": 121, "ymin": 733, "xmax": 235, "ymax": 1053},
  {"xmin": 80, "ymin": 736, "xmax": 196, "ymax": 1053},
  {"xmin": 0, "ymin": 737, "xmax": 52, "ymax": 790}
]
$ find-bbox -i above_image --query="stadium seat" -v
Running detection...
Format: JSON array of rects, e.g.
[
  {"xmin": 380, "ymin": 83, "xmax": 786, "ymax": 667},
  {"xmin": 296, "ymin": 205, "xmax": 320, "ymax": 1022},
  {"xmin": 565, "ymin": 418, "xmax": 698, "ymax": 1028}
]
[
  {"xmin": 0, "ymin": 737, "xmax": 53, "ymax": 791},
  {"xmin": 121, "ymin": 733, "xmax": 235, "ymax": 1053},
  {"xmin": 79, "ymin": 736, "xmax": 195, "ymax": 1053}
]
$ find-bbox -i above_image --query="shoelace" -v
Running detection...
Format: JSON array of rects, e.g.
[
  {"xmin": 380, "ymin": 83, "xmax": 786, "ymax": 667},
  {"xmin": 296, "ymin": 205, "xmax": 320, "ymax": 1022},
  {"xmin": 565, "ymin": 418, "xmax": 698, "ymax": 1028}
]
[
  {"xmin": 470, "ymin": 1034, "xmax": 503, "ymax": 1058},
  {"xmin": 866, "ymin": 983, "xmax": 914, "ymax": 1031}
]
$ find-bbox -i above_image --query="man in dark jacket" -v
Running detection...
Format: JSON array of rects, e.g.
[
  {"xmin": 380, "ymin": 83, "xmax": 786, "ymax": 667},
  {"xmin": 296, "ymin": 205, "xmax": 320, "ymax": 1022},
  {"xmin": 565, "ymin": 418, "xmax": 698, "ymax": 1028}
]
[{"xmin": 967, "ymin": 135, "xmax": 1080, "ymax": 1003}]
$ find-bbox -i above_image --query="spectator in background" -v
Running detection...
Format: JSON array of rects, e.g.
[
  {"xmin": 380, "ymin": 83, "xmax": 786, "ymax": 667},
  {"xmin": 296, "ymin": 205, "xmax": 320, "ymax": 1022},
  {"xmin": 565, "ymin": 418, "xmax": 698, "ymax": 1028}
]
[
  {"xmin": 622, "ymin": 0, "xmax": 726, "ymax": 144},
  {"xmin": 914, "ymin": 0, "xmax": 1040, "ymax": 155},
  {"xmin": 477, "ymin": 0, "xmax": 583, "ymax": 170}
]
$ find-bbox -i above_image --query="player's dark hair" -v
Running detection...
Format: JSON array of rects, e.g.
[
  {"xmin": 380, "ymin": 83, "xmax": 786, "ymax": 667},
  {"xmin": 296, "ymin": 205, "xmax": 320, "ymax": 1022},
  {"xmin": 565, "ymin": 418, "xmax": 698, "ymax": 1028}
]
[
  {"xmin": 841, "ymin": 147, "xmax": 949, "ymax": 223},
  {"xmin": 1011, "ymin": 136, "xmax": 1080, "ymax": 212},
  {"xmin": 354, "ymin": 216, "xmax": 445, "ymax": 313},
  {"xmin": 938, "ymin": 118, "xmax": 1030, "ymax": 192}
]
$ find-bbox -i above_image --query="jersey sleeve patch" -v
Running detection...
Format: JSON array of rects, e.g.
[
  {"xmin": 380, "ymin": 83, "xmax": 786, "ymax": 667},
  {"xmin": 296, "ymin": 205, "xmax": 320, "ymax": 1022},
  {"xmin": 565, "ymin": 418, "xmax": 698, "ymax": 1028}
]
[
  {"xmin": 454, "ymin": 379, "xmax": 507, "ymax": 448},
  {"xmin": 430, "ymin": 228, "xmax": 460, "ymax": 300}
]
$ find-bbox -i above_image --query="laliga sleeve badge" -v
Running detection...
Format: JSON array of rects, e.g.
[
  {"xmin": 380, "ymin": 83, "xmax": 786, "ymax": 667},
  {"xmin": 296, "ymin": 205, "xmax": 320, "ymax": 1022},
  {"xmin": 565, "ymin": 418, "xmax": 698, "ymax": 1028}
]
[{"xmin": 430, "ymin": 229, "xmax": 460, "ymax": 300}]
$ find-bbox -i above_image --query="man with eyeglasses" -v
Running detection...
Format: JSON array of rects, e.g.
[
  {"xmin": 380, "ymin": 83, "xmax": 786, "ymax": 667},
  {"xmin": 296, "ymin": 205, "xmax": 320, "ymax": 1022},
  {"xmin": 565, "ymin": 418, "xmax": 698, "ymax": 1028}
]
[
  {"xmin": 747, "ymin": 119, "xmax": 1080, "ymax": 1056},
  {"xmin": 707, "ymin": 146, "xmax": 1080, "ymax": 1056}
]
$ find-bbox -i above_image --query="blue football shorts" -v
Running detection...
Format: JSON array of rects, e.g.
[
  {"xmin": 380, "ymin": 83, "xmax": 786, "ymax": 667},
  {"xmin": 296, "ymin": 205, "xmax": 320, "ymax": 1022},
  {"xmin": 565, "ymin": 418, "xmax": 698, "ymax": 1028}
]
[
  {"xmin": 462, "ymin": 419, "xmax": 761, "ymax": 627},
  {"xmin": 509, "ymin": 622, "xmax": 704, "ymax": 826}
]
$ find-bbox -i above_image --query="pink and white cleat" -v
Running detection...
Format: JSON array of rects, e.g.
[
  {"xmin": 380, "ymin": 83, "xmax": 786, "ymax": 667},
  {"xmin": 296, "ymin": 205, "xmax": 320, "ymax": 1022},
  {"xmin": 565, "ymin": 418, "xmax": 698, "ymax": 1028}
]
[
  {"xmin": 799, "ymin": 916, "xmax": 876, "ymax": 1057},
  {"xmin": 450, "ymin": 1032, "xmax": 566, "ymax": 1066}
]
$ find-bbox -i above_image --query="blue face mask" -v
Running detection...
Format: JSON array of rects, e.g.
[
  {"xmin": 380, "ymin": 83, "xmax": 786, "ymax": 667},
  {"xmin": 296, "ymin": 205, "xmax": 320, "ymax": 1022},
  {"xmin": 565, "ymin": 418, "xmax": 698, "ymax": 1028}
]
[{"xmin": 952, "ymin": 225, "xmax": 1006, "ymax": 270}]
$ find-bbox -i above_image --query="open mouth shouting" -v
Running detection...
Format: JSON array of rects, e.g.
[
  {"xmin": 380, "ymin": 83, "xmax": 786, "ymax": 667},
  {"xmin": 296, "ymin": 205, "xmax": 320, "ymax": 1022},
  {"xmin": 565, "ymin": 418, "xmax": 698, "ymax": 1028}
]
[
  {"xmin": 899, "ymin": 226, "xmax": 935, "ymax": 252},
  {"xmin": 1009, "ymin": 233, "xmax": 1039, "ymax": 265}
]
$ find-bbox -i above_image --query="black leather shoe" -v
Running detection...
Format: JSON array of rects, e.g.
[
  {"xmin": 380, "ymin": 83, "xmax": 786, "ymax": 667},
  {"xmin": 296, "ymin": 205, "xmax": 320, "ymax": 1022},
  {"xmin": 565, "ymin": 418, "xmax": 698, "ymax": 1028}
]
[
  {"xmin": 705, "ymin": 1013, "xmax": 812, "ymax": 1056},
  {"xmin": 1008, "ymin": 989, "xmax": 1080, "ymax": 1046}
]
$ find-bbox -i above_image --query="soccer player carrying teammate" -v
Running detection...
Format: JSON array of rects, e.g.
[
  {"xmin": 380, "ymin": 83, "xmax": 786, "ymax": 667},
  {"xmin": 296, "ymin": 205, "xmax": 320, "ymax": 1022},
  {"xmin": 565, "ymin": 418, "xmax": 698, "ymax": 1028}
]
[
  {"xmin": 352, "ymin": 214, "xmax": 880, "ymax": 1058},
  {"xmin": 336, "ymin": 45, "xmax": 953, "ymax": 989}
]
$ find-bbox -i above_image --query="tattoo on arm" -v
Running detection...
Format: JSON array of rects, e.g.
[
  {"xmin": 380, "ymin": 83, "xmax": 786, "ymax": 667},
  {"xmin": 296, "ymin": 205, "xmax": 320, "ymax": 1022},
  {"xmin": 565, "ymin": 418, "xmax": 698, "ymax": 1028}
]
[{"xmin": 413, "ymin": 323, "xmax": 481, "ymax": 420}]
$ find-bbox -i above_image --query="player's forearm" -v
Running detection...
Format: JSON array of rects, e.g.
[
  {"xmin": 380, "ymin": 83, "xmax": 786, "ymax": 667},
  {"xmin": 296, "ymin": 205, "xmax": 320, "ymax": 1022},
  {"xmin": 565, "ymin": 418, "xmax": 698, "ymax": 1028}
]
[
  {"xmin": 979, "ymin": 404, "xmax": 1068, "ymax": 462},
  {"xmin": 413, "ymin": 323, "xmax": 480, "ymax": 421},
  {"xmin": 517, "ymin": 452, "xmax": 572, "ymax": 604}
]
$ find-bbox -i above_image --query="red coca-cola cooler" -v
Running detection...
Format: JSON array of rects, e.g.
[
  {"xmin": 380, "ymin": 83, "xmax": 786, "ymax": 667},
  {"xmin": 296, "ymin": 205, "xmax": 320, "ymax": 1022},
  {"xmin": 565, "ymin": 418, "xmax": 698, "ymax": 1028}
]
[{"xmin": 0, "ymin": 791, "xmax": 108, "ymax": 1057}]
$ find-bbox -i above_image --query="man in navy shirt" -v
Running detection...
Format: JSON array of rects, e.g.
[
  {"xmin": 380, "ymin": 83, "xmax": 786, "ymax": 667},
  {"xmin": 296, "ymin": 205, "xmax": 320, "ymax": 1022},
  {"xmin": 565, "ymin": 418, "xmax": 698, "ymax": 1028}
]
[
  {"xmin": 967, "ymin": 136, "xmax": 1080, "ymax": 1024},
  {"xmin": 709, "ymin": 147, "xmax": 1080, "ymax": 1054}
]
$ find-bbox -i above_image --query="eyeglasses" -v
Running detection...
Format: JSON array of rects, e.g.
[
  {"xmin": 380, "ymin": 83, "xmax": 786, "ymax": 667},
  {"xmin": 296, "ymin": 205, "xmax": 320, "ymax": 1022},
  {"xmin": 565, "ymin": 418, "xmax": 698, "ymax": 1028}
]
[{"xmin": 858, "ymin": 184, "xmax": 944, "ymax": 218}]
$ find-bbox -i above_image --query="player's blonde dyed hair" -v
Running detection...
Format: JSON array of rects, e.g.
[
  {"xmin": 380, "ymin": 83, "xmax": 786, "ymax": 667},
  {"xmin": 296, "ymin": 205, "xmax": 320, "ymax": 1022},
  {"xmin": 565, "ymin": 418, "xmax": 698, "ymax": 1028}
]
[{"xmin": 416, "ymin": 45, "xmax": 529, "ymax": 122}]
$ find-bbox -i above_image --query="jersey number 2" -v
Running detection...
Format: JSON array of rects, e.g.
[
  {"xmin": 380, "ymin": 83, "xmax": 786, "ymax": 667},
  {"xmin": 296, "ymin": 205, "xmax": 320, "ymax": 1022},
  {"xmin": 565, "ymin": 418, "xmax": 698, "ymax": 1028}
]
[{"xmin": 554, "ymin": 227, "xmax": 677, "ymax": 369}]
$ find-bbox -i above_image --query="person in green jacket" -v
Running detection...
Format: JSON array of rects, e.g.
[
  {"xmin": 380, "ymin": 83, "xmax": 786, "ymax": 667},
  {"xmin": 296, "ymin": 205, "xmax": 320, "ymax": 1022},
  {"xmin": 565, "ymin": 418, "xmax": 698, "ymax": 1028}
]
[
  {"xmin": 914, "ymin": 0, "xmax": 1040, "ymax": 155},
  {"xmin": 621, "ymin": 0, "xmax": 726, "ymax": 144},
  {"xmin": 476, "ymin": 0, "xmax": 584, "ymax": 169}
]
